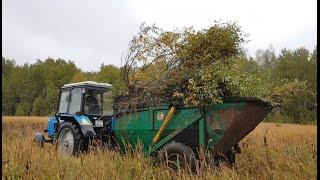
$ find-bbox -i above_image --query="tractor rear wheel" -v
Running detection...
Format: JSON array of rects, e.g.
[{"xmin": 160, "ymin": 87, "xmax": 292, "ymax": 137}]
[
  {"xmin": 57, "ymin": 122, "xmax": 88, "ymax": 156},
  {"xmin": 160, "ymin": 141, "xmax": 197, "ymax": 171}
]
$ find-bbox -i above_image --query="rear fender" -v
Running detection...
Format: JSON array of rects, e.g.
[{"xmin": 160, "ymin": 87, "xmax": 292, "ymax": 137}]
[{"xmin": 73, "ymin": 115, "xmax": 96, "ymax": 137}]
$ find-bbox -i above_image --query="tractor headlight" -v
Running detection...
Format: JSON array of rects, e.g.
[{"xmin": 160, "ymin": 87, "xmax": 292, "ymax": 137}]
[{"xmin": 94, "ymin": 120, "xmax": 104, "ymax": 127}]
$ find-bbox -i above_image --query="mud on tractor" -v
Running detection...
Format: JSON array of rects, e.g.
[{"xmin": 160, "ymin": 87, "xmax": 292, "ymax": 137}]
[{"xmin": 35, "ymin": 81, "xmax": 278, "ymax": 169}]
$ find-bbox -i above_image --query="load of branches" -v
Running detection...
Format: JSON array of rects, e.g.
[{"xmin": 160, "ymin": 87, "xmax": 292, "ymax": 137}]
[{"xmin": 115, "ymin": 21, "xmax": 261, "ymax": 110}]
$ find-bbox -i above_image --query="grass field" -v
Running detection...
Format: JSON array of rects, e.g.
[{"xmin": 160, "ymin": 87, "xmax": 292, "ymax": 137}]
[{"xmin": 2, "ymin": 116, "xmax": 317, "ymax": 179}]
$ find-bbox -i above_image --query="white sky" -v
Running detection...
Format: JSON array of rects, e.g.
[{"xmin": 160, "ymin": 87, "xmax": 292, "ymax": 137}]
[{"xmin": 2, "ymin": 0, "xmax": 317, "ymax": 72}]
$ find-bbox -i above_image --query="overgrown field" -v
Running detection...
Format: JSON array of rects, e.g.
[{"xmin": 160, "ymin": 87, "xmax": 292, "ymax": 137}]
[{"xmin": 2, "ymin": 116, "xmax": 317, "ymax": 179}]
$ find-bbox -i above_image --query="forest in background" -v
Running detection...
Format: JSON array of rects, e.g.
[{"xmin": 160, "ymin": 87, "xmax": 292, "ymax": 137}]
[{"xmin": 2, "ymin": 42, "xmax": 317, "ymax": 124}]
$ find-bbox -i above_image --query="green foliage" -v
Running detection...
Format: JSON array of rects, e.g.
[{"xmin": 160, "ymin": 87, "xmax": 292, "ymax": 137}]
[
  {"xmin": 15, "ymin": 103, "xmax": 31, "ymax": 116},
  {"xmin": 1, "ymin": 23, "xmax": 317, "ymax": 124},
  {"xmin": 32, "ymin": 97, "xmax": 45, "ymax": 116},
  {"xmin": 95, "ymin": 65, "xmax": 127, "ymax": 96},
  {"xmin": 71, "ymin": 72, "xmax": 87, "ymax": 83},
  {"xmin": 269, "ymin": 80, "xmax": 316, "ymax": 123},
  {"xmin": 256, "ymin": 46, "xmax": 317, "ymax": 123},
  {"xmin": 179, "ymin": 59, "xmax": 263, "ymax": 106},
  {"xmin": 120, "ymin": 22, "xmax": 316, "ymax": 123},
  {"xmin": 271, "ymin": 80, "xmax": 308, "ymax": 104},
  {"xmin": 176, "ymin": 21, "xmax": 246, "ymax": 66},
  {"xmin": 122, "ymin": 22, "xmax": 248, "ymax": 107}
]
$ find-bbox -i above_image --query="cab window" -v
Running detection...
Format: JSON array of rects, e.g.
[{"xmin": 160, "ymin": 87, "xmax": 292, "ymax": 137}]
[
  {"xmin": 68, "ymin": 88, "xmax": 82, "ymax": 114},
  {"xmin": 58, "ymin": 91, "xmax": 69, "ymax": 113}
]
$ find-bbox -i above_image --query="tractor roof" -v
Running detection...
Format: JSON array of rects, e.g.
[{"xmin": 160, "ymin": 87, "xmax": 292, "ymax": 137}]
[{"xmin": 62, "ymin": 81, "xmax": 112, "ymax": 89}]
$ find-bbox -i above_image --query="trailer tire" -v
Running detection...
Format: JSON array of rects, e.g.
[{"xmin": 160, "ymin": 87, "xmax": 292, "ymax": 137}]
[
  {"xmin": 57, "ymin": 122, "xmax": 88, "ymax": 156},
  {"xmin": 160, "ymin": 141, "xmax": 197, "ymax": 171}
]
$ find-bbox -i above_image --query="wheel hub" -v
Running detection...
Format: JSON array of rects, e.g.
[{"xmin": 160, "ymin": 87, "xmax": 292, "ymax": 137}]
[{"xmin": 57, "ymin": 128, "xmax": 74, "ymax": 156}]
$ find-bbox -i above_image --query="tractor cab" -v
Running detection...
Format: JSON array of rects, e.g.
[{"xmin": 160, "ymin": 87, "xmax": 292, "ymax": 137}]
[{"xmin": 57, "ymin": 81, "xmax": 113, "ymax": 119}]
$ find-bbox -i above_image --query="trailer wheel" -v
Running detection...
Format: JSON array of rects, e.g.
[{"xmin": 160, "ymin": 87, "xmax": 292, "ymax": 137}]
[
  {"xmin": 57, "ymin": 122, "xmax": 88, "ymax": 156},
  {"xmin": 160, "ymin": 141, "xmax": 196, "ymax": 171}
]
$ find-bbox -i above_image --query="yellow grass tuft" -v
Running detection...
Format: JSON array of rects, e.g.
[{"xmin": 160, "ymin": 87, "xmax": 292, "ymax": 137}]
[{"xmin": 2, "ymin": 116, "xmax": 317, "ymax": 179}]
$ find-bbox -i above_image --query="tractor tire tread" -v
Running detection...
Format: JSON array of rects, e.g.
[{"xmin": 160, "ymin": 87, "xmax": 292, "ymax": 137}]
[{"xmin": 57, "ymin": 122, "xmax": 88, "ymax": 155}]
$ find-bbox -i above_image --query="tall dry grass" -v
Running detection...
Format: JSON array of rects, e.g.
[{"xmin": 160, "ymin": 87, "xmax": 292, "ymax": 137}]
[{"xmin": 2, "ymin": 116, "xmax": 317, "ymax": 179}]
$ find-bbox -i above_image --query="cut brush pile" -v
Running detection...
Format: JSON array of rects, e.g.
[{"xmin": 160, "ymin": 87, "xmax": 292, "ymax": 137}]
[{"xmin": 115, "ymin": 21, "xmax": 263, "ymax": 110}]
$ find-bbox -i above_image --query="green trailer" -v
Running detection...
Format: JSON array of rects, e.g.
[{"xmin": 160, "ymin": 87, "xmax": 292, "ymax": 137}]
[{"xmin": 114, "ymin": 96, "xmax": 277, "ymax": 168}]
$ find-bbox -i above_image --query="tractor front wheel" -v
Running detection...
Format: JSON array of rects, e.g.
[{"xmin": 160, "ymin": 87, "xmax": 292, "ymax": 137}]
[{"xmin": 57, "ymin": 122, "xmax": 88, "ymax": 156}]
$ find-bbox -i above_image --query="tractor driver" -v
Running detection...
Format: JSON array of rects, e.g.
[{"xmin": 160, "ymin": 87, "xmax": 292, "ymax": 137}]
[{"xmin": 84, "ymin": 91, "xmax": 99, "ymax": 114}]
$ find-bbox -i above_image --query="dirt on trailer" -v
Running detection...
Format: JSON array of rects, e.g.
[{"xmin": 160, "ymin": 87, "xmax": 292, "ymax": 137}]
[{"xmin": 209, "ymin": 102, "xmax": 271, "ymax": 155}]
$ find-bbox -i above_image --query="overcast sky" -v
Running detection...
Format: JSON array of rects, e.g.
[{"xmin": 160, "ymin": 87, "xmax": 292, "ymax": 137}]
[{"xmin": 2, "ymin": 0, "xmax": 317, "ymax": 72}]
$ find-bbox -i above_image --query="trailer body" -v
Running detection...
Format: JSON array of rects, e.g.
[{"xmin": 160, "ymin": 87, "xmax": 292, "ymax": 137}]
[{"xmin": 114, "ymin": 97, "xmax": 273, "ymax": 156}]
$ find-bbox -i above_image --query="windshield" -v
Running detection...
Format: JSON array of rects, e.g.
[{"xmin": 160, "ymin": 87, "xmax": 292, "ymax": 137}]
[{"xmin": 84, "ymin": 88, "xmax": 113, "ymax": 116}]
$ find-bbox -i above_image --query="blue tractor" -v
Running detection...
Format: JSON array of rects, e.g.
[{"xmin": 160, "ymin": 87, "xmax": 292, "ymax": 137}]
[{"xmin": 35, "ymin": 81, "xmax": 115, "ymax": 156}]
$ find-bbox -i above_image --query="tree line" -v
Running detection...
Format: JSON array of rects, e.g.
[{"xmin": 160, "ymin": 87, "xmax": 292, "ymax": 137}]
[
  {"xmin": 1, "ymin": 58, "xmax": 126, "ymax": 116},
  {"xmin": 2, "ymin": 44, "xmax": 317, "ymax": 124}
]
